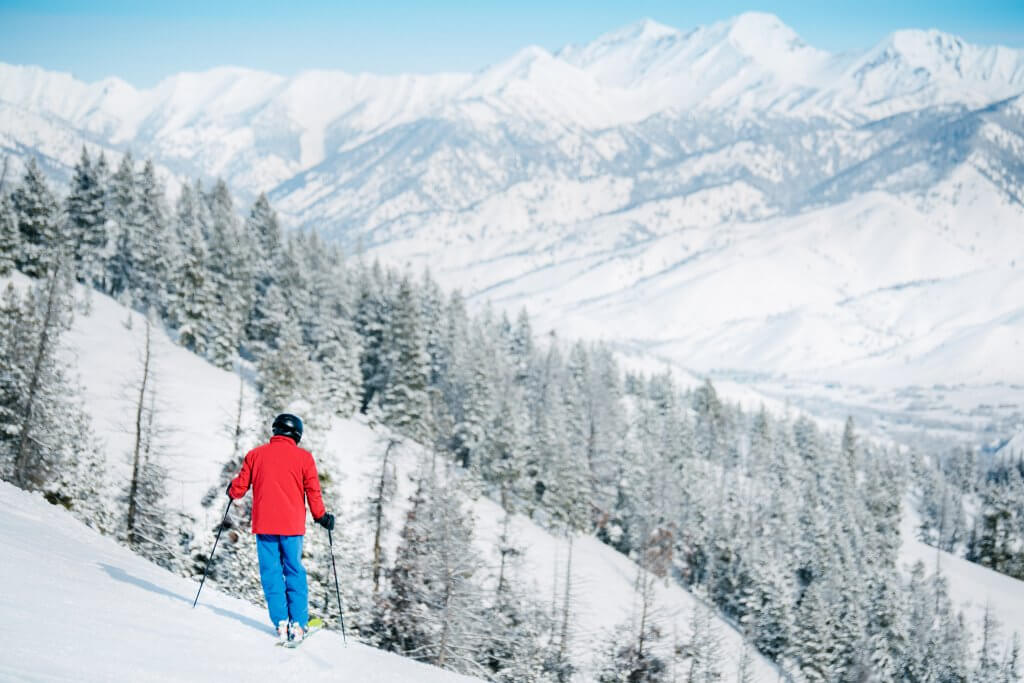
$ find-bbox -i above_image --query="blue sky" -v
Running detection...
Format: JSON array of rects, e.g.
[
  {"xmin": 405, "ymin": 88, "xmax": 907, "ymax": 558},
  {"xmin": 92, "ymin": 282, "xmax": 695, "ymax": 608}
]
[{"xmin": 1, "ymin": 0, "xmax": 1023, "ymax": 86}]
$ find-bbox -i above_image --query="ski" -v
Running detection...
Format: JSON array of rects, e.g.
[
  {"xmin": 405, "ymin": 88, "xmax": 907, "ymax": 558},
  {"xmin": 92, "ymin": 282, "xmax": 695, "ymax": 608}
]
[{"xmin": 276, "ymin": 617, "xmax": 325, "ymax": 648}]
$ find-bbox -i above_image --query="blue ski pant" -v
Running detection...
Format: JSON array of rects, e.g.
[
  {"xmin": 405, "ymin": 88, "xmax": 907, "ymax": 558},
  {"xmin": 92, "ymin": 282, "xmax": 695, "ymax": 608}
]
[{"xmin": 256, "ymin": 534, "xmax": 308, "ymax": 629}]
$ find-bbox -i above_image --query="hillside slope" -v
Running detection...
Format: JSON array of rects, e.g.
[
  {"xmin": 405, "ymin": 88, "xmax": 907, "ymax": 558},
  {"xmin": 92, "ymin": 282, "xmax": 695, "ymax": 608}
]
[
  {"xmin": 901, "ymin": 504, "xmax": 1024, "ymax": 641},
  {"xmin": 0, "ymin": 480, "xmax": 479, "ymax": 683},
  {"xmin": 6, "ymin": 276, "xmax": 784, "ymax": 679}
]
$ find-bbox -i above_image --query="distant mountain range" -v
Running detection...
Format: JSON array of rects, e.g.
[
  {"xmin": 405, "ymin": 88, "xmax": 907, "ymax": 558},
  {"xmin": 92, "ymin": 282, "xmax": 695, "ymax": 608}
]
[{"xmin": 2, "ymin": 12, "xmax": 1023, "ymax": 444}]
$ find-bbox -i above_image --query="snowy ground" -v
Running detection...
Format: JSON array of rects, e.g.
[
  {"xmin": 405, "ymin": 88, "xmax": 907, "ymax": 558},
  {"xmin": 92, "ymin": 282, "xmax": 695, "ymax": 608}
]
[
  {"xmin": 0, "ymin": 481, "xmax": 479, "ymax": 683},
  {"xmin": 901, "ymin": 505, "xmax": 1024, "ymax": 643}
]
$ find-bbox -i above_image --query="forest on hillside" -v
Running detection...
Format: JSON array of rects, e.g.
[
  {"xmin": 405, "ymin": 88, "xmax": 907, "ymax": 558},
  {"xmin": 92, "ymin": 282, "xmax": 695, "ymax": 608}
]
[{"xmin": 1, "ymin": 150, "xmax": 1021, "ymax": 682}]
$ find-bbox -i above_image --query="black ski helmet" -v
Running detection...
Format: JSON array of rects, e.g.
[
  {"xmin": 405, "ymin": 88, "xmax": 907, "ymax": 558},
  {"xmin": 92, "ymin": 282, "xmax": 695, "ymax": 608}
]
[{"xmin": 272, "ymin": 413, "xmax": 303, "ymax": 444}]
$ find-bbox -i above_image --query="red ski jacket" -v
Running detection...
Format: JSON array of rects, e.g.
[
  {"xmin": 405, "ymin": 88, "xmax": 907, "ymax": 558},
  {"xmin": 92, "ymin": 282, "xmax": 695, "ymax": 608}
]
[{"xmin": 228, "ymin": 435, "xmax": 326, "ymax": 536}]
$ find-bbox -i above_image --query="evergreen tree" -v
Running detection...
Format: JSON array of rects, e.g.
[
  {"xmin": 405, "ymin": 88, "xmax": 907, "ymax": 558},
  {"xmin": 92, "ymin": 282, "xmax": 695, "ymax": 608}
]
[
  {"xmin": 134, "ymin": 160, "xmax": 174, "ymax": 312},
  {"xmin": 314, "ymin": 315, "xmax": 362, "ymax": 417},
  {"xmin": 682, "ymin": 604, "xmax": 723, "ymax": 683},
  {"xmin": 0, "ymin": 260, "xmax": 107, "ymax": 523},
  {"xmin": 354, "ymin": 262, "xmax": 390, "ymax": 412},
  {"xmin": 167, "ymin": 193, "xmax": 216, "ymax": 354},
  {"xmin": 11, "ymin": 158, "xmax": 61, "ymax": 278},
  {"xmin": 202, "ymin": 179, "xmax": 246, "ymax": 368},
  {"xmin": 379, "ymin": 277, "xmax": 431, "ymax": 441},
  {"xmin": 692, "ymin": 378, "xmax": 727, "ymax": 462},
  {"xmin": 243, "ymin": 193, "xmax": 284, "ymax": 356},
  {"xmin": 258, "ymin": 314, "xmax": 317, "ymax": 417},
  {"xmin": 4, "ymin": 258, "xmax": 75, "ymax": 488},
  {"xmin": 0, "ymin": 193, "xmax": 18, "ymax": 276},
  {"xmin": 375, "ymin": 459, "xmax": 488, "ymax": 678},
  {"xmin": 64, "ymin": 147, "xmax": 108, "ymax": 286},
  {"xmin": 105, "ymin": 154, "xmax": 144, "ymax": 299}
]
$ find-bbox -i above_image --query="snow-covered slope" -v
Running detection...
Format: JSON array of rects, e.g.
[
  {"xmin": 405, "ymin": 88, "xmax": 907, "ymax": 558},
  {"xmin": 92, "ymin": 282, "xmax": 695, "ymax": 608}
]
[
  {"xmin": 1, "ymin": 276, "xmax": 785, "ymax": 678},
  {"xmin": 3, "ymin": 13, "xmax": 1023, "ymax": 445},
  {"xmin": 0, "ymin": 480, "xmax": 478, "ymax": 683},
  {"xmin": 327, "ymin": 419, "xmax": 782, "ymax": 680},
  {"xmin": 901, "ymin": 504, "xmax": 1024, "ymax": 642}
]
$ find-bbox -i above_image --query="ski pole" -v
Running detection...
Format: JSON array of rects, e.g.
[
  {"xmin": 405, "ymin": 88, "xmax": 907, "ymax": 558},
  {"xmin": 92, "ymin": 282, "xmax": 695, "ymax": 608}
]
[
  {"xmin": 193, "ymin": 498, "xmax": 232, "ymax": 608},
  {"xmin": 328, "ymin": 527, "xmax": 347, "ymax": 645}
]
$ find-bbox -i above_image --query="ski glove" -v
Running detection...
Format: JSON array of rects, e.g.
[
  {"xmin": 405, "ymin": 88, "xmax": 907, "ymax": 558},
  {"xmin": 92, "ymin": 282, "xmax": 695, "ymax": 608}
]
[
  {"xmin": 315, "ymin": 513, "xmax": 335, "ymax": 532},
  {"xmin": 226, "ymin": 483, "xmax": 234, "ymax": 498}
]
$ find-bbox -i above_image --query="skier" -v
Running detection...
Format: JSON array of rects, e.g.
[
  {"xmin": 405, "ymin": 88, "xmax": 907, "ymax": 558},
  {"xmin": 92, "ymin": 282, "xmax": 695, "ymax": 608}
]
[{"xmin": 227, "ymin": 413, "xmax": 335, "ymax": 644}]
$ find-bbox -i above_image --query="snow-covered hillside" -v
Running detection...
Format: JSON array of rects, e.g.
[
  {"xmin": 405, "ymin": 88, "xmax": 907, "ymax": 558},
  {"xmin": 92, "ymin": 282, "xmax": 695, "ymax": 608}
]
[
  {"xmin": 0, "ymin": 480, "xmax": 479, "ymax": 683},
  {"xmin": 2, "ymin": 13, "xmax": 1023, "ymax": 447},
  {"xmin": 5, "ymin": 268, "xmax": 1024, "ymax": 680},
  {"xmin": 2, "ymin": 276, "xmax": 786, "ymax": 678},
  {"xmin": 901, "ymin": 504, "xmax": 1024, "ymax": 642}
]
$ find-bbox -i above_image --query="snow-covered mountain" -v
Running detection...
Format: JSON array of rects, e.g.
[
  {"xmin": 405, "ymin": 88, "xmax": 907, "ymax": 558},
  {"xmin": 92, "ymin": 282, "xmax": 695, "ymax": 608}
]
[{"xmin": 2, "ymin": 12, "xmax": 1023, "ymax": 444}]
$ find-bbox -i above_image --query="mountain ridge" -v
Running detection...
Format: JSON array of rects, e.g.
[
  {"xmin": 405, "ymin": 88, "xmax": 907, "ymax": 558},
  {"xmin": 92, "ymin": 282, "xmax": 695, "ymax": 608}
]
[{"xmin": 2, "ymin": 13, "xmax": 1023, "ymax": 445}]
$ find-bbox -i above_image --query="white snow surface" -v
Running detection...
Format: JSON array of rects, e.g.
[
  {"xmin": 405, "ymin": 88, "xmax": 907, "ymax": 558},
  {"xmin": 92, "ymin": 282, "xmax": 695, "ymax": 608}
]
[
  {"xmin": 901, "ymin": 504, "xmax": 1024, "ymax": 642},
  {"xmin": 0, "ymin": 480, "xmax": 479, "ymax": 683}
]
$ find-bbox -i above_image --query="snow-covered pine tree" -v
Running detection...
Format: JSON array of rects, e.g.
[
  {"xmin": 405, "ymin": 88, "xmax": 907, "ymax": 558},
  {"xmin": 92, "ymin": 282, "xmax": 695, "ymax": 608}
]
[
  {"xmin": 863, "ymin": 567, "xmax": 906, "ymax": 681},
  {"xmin": 167, "ymin": 189, "xmax": 216, "ymax": 354},
  {"xmin": 509, "ymin": 307, "xmax": 534, "ymax": 387},
  {"xmin": 482, "ymin": 563, "xmax": 555, "ymax": 683},
  {"xmin": 257, "ymin": 311, "xmax": 317, "ymax": 417},
  {"xmin": 247, "ymin": 193, "xmax": 281, "ymax": 262},
  {"xmin": 379, "ymin": 277, "xmax": 431, "ymax": 441},
  {"xmin": 563, "ymin": 342, "xmax": 594, "ymax": 495},
  {"xmin": 246, "ymin": 281, "xmax": 289, "ymax": 360},
  {"xmin": 899, "ymin": 562, "xmax": 971, "ymax": 681},
  {"xmin": 0, "ymin": 193, "xmax": 18, "ymax": 276},
  {"xmin": 11, "ymin": 158, "xmax": 61, "ymax": 279},
  {"xmin": 485, "ymin": 374, "xmax": 531, "ymax": 515},
  {"xmin": 354, "ymin": 261, "xmax": 391, "ymax": 412},
  {"xmin": 594, "ymin": 563, "xmax": 669, "ymax": 683},
  {"xmin": 5, "ymin": 256, "xmax": 75, "ymax": 488},
  {"xmin": 681, "ymin": 603, "xmax": 723, "ymax": 683},
  {"xmin": 242, "ymin": 193, "xmax": 283, "ymax": 359},
  {"xmin": 450, "ymin": 321, "xmax": 497, "ymax": 470},
  {"xmin": 418, "ymin": 270, "xmax": 447, "ymax": 386},
  {"xmin": 134, "ymin": 160, "xmax": 175, "ymax": 313},
  {"xmin": 313, "ymin": 315, "xmax": 363, "ymax": 417},
  {"xmin": 692, "ymin": 378, "xmax": 727, "ymax": 463},
  {"xmin": 0, "ymin": 259, "xmax": 108, "ymax": 526},
  {"xmin": 279, "ymin": 232, "xmax": 315, "ymax": 345},
  {"xmin": 105, "ymin": 154, "xmax": 144, "ymax": 300},
  {"xmin": 64, "ymin": 147, "xmax": 109, "ymax": 287},
  {"xmin": 375, "ymin": 457, "xmax": 488, "ymax": 678},
  {"xmin": 306, "ymin": 241, "xmax": 362, "ymax": 417},
  {"xmin": 201, "ymin": 179, "xmax": 247, "ymax": 369}
]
